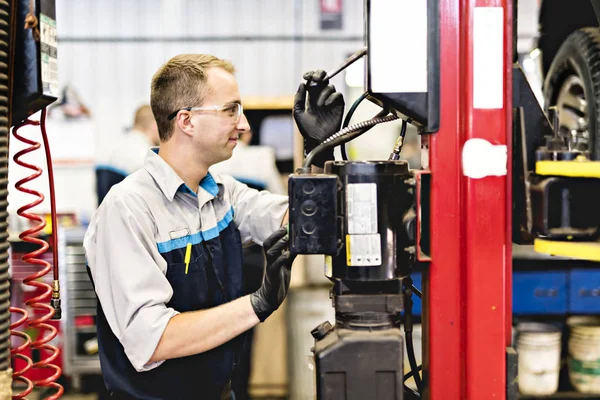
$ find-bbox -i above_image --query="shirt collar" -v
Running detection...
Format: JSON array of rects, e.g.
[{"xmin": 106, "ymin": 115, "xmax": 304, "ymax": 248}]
[{"xmin": 144, "ymin": 148, "xmax": 224, "ymax": 202}]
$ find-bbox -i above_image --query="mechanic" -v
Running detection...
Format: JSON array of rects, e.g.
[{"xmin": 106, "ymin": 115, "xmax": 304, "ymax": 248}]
[{"xmin": 83, "ymin": 54, "xmax": 344, "ymax": 399}]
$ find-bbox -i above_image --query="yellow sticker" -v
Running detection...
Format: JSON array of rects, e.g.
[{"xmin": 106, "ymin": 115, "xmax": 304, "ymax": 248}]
[
  {"xmin": 345, "ymin": 235, "xmax": 351, "ymax": 265},
  {"xmin": 325, "ymin": 255, "xmax": 333, "ymax": 277}
]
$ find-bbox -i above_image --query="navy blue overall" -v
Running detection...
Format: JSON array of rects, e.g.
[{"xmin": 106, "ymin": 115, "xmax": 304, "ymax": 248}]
[{"xmin": 90, "ymin": 222, "xmax": 246, "ymax": 399}]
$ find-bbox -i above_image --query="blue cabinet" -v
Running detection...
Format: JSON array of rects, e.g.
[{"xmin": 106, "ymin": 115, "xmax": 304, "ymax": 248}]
[
  {"xmin": 513, "ymin": 271, "xmax": 567, "ymax": 315},
  {"xmin": 569, "ymin": 270, "xmax": 600, "ymax": 314},
  {"xmin": 409, "ymin": 269, "xmax": 600, "ymax": 316}
]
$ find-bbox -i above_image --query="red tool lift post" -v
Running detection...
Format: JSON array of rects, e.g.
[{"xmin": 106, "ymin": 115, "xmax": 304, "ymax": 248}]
[{"xmin": 427, "ymin": 0, "xmax": 512, "ymax": 398}]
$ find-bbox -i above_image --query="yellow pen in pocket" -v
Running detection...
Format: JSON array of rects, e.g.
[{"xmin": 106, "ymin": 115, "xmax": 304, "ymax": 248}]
[{"xmin": 184, "ymin": 243, "xmax": 192, "ymax": 274}]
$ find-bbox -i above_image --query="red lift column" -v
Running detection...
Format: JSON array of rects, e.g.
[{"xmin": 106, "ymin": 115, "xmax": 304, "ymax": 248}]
[{"xmin": 427, "ymin": 0, "xmax": 512, "ymax": 398}]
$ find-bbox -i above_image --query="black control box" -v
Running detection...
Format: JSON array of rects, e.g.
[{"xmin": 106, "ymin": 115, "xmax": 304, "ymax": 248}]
[{"xmin": 288, "ymin": 174, "xmax": 339, "ymax": 255}]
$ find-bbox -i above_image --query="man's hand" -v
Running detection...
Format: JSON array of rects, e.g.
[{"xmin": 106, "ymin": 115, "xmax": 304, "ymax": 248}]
[
  {"xmin": 293, "ymin": 70, "xmax": 345, "ymax": 168},
  {"xmin": 250, "ymin": 228, "xmax": 296, "ymax": 322}
]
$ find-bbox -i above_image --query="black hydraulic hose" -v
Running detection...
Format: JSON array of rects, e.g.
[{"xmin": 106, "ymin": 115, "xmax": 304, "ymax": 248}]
[
  {"xmin": 404, "ymin": 364, "xmax": 423, "ymax": 380},
  {"xmin": 389, "ymin": 119, "xmax": 408, "ymax": 161},
  {"xmin": 406, "ymin": 332, "xmax": 422, "ymax": 391},
  {"xmin": 0, "ymin": 0, "xmax": 11, "ymax": 372},
  {"xmin": 412, "ymin": 284, "xmax": 422, "ymax": 299},
  {"xmin": 403, "ymin": 277, "xmax": 423, "ymax": 393},
  {"xmin": 303, "ymin": 109, "xmax": 394, "ymax": 169},
  {"xmin": 404, "ymin": 386, "xmax": 421, "ymax": 400},
  {"xmin": 340, "ymin": 92, "xmax": 368, "ymax": 160}
]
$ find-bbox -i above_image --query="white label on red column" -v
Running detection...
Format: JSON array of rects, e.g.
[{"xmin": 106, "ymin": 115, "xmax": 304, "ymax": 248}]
[
  {"xmin": 462, "ymin": 138, "xmax": 507, "ymax": 179},
  {"xmin": 473, "ymin": 7, "xmax": 504, "ymax": 109}
]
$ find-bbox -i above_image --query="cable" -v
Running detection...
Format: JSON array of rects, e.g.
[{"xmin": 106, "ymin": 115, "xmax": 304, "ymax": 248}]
[
  {"xmin": 404, "ymin": 364, "xmax": 423, "ymax": 380},
  {"xmin": 403, "ymin": 276, "xmax": 423, "ymax": 394},
  {"xmin": 340, "ymin": 92, "xmax": 368, "ymax": 160},
  {"xmin": 406, "ymin": 332, "xmax": 422, "ymax": 391},
  {"xmin": 12, "ymin": 112, "xmax": 64, "ymax": 399},
  {"xmin": 323, "ymin": 114, "xmax": 398, "ymax": 145},
  {"xmin": 303, "ymin": 110, "xmax": 397, "ymax": 169},
  {"xmin": 40, "ymin": 109, "xmax": 61, "ymax": 319},
  {"xmin": 389, "ymin": 119, "xmax": 408, "ymax": 161},
  {"xmin": 411, "ymin": 284, "xmax": 422, "ymax": 299},
  {"xmin": 403, "ymin": 353, "xmax": 422, "ymax": 398},
  {"xmin": 404, "ymin": 386, "xmax": 421, "ymax": 400}
]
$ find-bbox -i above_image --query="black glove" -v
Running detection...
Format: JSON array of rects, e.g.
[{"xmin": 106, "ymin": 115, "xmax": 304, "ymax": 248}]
[
  {"xmin": 250, "ymin": 227, "xmax": 296, "ymax": 322},
  {"xmin": 293, "ymin": 70, "xmax": 345, "ymax": 168}
]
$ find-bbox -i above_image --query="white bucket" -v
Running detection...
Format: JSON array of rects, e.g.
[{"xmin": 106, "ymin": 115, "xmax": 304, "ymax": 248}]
[
  {"xmin": 516, "ymin": 323, "xmax": 561, "ymax": 396},
  {"xmin": 567, "ymin": 316, "xmax": 600, "ymax": 394}
]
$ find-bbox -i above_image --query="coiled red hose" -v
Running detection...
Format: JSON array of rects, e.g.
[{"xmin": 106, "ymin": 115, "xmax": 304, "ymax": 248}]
[
  {"xmin": 9, "ymin": 306, "xmax": 32, "ymax": 398},
  {"xmin": 11, "ymin": 109, "xmax": 63, "ymax": 399}
]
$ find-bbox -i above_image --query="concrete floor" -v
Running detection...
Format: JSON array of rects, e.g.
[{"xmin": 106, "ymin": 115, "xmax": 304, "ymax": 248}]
[
  {"xmin": 49, "ymin": 395, "xmax": 96, "ymax": 400},
  {"xmin": 12, "ymin": 391, "xmax": 97, "ymax": 400}
]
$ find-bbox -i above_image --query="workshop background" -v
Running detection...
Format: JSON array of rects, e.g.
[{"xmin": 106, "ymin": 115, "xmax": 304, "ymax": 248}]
[{"xmin": 11, "ymin": 0, "xmax": 598, "ymax": 399}]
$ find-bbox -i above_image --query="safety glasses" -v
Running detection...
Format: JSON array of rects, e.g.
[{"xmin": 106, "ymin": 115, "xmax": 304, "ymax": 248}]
[{"xmin": 167, "ymin": 102, "xmax": 243, "ymax": 123}]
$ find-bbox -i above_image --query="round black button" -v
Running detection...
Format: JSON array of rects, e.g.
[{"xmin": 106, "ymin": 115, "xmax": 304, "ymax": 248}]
[
  {"xmin": 301, "ymin": 200, "xmax": 317, "ymax": 216},
  {"xmin": 302, "ymin": 221, "xmax": 316, "ymax": 234},
  {"xmin": 303, "ymin": 181, "xmax": 315, "ymax": 194}
]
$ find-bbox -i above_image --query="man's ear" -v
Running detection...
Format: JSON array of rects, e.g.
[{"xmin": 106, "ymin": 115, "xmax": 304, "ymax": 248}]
[{"xmin": 176, "ymin": 112, "xmax": 195, "ymax": 138}]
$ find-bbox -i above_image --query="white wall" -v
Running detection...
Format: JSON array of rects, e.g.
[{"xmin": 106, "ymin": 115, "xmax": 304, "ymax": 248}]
[
  {"xmin": 56, "ymin": 0, "xmax": 364, "ymax": 142},
  {"xmin": 8, "ymin": 0, "xmax": 366, "ymax": 224}
]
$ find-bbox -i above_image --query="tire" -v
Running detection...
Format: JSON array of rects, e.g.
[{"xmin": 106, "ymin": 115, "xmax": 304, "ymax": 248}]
[{"xmin": 543, "ymin": 28, "xmax": 600, "ymax": 159}]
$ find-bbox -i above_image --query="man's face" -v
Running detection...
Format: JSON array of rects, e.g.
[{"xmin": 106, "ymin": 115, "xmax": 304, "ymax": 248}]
[{"xmin": 190, "ymin": 67, "xmax": 250, "ymax": 166}]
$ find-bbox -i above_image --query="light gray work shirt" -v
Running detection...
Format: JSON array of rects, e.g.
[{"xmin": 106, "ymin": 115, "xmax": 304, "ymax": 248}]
[{"xmin": 83, "ymin": 149, "xmax": 288, "ymax": 372}]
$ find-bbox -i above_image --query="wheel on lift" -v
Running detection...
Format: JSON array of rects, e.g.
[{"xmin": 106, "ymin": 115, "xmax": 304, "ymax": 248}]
[{"xmin": 544, "ymin": 27, "xmax": 600, "ymax": 159}]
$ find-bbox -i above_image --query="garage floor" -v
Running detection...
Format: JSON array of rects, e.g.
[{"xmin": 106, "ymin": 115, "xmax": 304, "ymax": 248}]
[{"xmin": 15, "ymin": 391, "xmax": 96, "ymax": 400}]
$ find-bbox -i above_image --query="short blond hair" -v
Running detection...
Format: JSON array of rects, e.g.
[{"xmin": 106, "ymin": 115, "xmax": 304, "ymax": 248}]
[
  {"xmin": 133, "ymin": 104, "xmax": 154, "ymax": 130},
  {"xmin": 151, "ymin": 54, "xmax": 235, "ymax": 141}
]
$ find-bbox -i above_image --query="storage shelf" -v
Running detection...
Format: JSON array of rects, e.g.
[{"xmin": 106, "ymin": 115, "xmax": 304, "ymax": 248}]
[
  {"xmin": 513, "ymin": 244, "xmax": 573, "ymax": 261},
  {"xmin": 61, "ymin": 227, "xmax": 102, "ymax": 379}
]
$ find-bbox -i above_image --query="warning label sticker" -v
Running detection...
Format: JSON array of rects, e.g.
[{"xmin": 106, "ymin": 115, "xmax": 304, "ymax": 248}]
[
  {"xmin": 346, "ymin": 183, "xmax": 378, "ymax": 234},
  {"xmin": 40, "ymin": 14, "xmax": 59, "ymax": 98},
  {"xmin": 346, "ymin": 234, "xmax": 382, "ymax": 267}
]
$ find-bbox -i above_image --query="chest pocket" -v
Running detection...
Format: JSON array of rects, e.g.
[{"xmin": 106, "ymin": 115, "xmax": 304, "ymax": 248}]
[{"xmin": 165, "ymin": 252, "xmax": 213, "ymax": 312}]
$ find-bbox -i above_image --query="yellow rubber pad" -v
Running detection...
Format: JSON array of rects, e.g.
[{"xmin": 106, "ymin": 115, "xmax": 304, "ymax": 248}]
[
  {"xmin": 536, "ymin": 160, "xmax": 600, "ymax": 178},
  {"xmin": 534, "ymin": 238, "xmax": 600, "ymax": 262}
]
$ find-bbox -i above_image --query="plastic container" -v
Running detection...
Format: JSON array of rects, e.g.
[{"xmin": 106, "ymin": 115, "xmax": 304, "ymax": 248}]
[
  {"xmin": 567, "ymin": 316, "xmax": 600, "ymax": 394},
  {"xmin": 516, "ymin": 323, "xmax": 561, "ymax": 396}
]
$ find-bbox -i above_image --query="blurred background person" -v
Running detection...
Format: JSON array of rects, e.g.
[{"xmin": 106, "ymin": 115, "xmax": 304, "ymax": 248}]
[
  {"xmin": 211, "ymin": 128, "xmax": 285, "ymax": 194},
  {"xmin": 94, "ymin": 104, "xmax": 159, "ymax": 205}
]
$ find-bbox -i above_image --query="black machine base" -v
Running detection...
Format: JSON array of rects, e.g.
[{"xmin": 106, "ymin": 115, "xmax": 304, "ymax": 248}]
[{"xmin": 313, "ymin": 325, "xmax": 404, "ymax": 400}]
